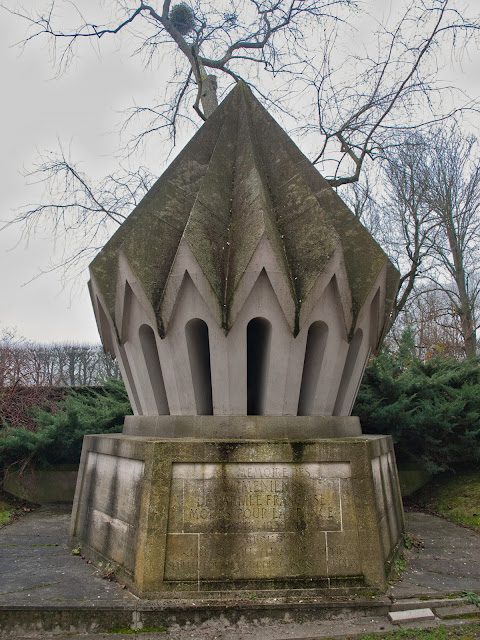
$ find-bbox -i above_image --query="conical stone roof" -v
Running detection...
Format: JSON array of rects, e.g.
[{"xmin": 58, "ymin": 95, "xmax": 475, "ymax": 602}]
[{"xmin": 90, "ymin": 83, "xmax": 398, "ymax": 339}]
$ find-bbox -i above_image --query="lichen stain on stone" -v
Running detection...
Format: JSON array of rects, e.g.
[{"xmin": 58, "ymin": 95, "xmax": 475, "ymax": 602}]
[{"xmin": 89, "ymin": 82, "xmax": 399, "ymax": 339}]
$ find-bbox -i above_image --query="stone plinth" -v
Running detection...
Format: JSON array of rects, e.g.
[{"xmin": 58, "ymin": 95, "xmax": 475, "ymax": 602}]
[
  {"xmin": 123, "ymin": 414, "xmax": 362, "ymax": 438},
  {"xmin": 69, "ymin": 421, "xmax": 404, "ymax": 597}
]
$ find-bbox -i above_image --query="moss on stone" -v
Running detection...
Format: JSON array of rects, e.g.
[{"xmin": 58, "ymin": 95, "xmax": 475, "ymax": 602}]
[{"xmin": 90, "ymin": 82, "xmax": 398, "ymax": 340}]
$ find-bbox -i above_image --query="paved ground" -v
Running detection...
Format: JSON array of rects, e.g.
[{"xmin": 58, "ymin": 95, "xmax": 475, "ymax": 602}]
[
  {"xmin": 0, "ymin": 506, "xmax": 135, "ymax": 606},
  {"xmin": 391, "ymin": 511, "xmax": 480, "ymax": 598},
  {"xmin": 1, "ymin": 506, "xmax": 480, "ymax": 639}
]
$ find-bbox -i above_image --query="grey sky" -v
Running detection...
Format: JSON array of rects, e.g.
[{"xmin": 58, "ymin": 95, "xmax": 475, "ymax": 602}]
[
  {"xmin": 1, "ymin": 3, "xmax": 157, "ymax": 343},
  {"xmin": 1, "ymin": 0, "xmax": 479, "ymax": 344}
]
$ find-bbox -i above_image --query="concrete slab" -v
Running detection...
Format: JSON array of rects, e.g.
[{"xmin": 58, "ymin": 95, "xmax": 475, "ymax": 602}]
[
  {"xmin": 69, "ymin": 435, "xmax": 403, "ymax": 596},
  {"xmin": 0, "ymin": 614, "xmax": 400, "ymax": 640},
  {"xmin": 0, "ymin": 506, "xmax": 136, "ymax": 606},
  {"xmin": 388, "ymin": 608, "xmax": 435, "ymax": 624},
  {"xmin": 1, "ymin": 507, "xmax": 480, "ymax": 639}
]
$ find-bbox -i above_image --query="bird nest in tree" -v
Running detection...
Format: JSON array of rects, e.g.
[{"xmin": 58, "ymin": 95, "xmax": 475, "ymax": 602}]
[{"xmin": 169, "ymin": 3, "xmax": 195, "ymax": 35}]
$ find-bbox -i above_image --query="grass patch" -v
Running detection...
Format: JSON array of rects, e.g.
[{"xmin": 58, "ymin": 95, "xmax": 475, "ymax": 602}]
[
  {"xmin": 388, "ymin": 555, "xmax": 407, "ymax": 585},
  {"xmin": 407, "ymin": 472, "xmax": 480, "ymax": 532},
  {"xmin": 0, "ymin": 488, "xmax": 37, "ymax": 528},
  {"xmin": 343, "ymin": 622, "xmax": 480, "ymax": 639},
  {"xmin": 111, "ymin": 624, "xmax": 480, "ymax": 640},
  {"xmin": 0, "ymin": 499, "xmax": 14, "ymax": 526}
]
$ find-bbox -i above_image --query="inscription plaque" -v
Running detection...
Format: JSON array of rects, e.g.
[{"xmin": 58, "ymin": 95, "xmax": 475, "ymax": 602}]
[{"xmin": 164, "ymin": 462, "xmax": 352, "ymax": 581}]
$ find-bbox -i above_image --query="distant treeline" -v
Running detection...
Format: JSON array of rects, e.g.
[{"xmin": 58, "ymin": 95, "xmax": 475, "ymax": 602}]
[
  {"xmin": 0, "ymin": 335, "xmax": 121, "ymax": 387},
  {"xmin": 0, "ymin": 334, "xmax": 122, "ymax": 432}
]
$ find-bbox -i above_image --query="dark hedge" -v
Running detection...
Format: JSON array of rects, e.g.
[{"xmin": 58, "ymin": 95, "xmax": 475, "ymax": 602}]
[{"xmin": 354, "ymin": 331, "xmax": 480, "ymax": 474}]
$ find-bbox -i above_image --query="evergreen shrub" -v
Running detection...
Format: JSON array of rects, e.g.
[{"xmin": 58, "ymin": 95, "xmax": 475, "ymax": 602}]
[
  {"xmin": 0, "ymin": 379, "xmax": 131, "ymax": 475},
  {"xmin": 354, "ymin": 330, "xmax": 480, "ymax": 474}
]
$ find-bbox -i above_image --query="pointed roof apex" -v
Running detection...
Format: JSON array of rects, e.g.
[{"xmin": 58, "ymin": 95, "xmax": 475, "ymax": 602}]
[{"xmin": 90, "ymin": 83, "xmax": 398, "ymax": 339}]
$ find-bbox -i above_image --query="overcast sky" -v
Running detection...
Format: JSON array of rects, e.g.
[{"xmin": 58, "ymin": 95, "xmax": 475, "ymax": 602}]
[
  {"xmin": 1, "ymin": 0, "xmax": 479, "ymax": 345},
  {"xmin": 0, "ymin": 3, "xmax": 158, "ymax": 344}
]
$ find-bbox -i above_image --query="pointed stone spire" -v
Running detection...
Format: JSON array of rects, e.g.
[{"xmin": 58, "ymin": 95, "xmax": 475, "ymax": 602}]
[{"xmin": 90, "ymin": 83, "xmax": 397, "ymax": 340}]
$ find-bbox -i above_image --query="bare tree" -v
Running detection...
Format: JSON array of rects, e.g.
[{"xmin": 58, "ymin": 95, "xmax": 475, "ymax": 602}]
[
  {"xmin": 306, "ymin": 1, "xmax": 480, "ymax": 186},
  {"xmin": 6, "ymin": 150, "xmax": 156, "ymax": 284},
  {"xmin": 392, "ymin": 288, "xmax": 467, "ymax": 360},
  {"xmin": 0, "ymin": 328, "xmax": 26, "ymax": 388},
  {"xmin": 9, "ymin": 1, "xmax": 357, "ymax": 122},
  {"xmin": 54, "ymin": 343, "xmax": 121, "ymax": 385},
  {"xmin": 380, "ymin": 126, "xmax": 480, "ymax": 357},
  {"xmin": 378, "ymin": 134, "xmax": 440, "ymax": 334},
  {"xmin": 0, "ymin": 332, "xmax": 121, "ymax": 387},
  {"xmin": 2, "ymin": 0, "xmax": 480, "ymax": 279},
  {"xmin": 423, "ymin": 127, "xmax": 480, "ymax": 357},
  {"xmin": 0, "ymin": 329, "xmax": 122, "ymax": 434},
  {"xmin": 0, "ymin": 331, "xmax": 63, "ymax": 431}
]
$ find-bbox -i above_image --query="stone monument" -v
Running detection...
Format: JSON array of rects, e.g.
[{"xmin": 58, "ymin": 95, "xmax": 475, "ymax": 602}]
[{"xmin": 69, "ymin": 83, "xmax": 404, "ymax": 597}]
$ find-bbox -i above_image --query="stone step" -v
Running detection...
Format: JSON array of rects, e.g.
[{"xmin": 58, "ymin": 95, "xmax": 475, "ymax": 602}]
[
  {"xmin": 390, "ymin": 598, "xmax": 465, "ymax": 612},
  {"xmin": 388, "ymin": 608, "xmax": 435, "ymax": 624},
  {"xmin": 434, "ymin": 604, "xmax": 480, "ymax": 620}
]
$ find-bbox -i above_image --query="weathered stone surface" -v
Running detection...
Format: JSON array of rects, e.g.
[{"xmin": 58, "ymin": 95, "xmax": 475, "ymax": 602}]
[
  {"xmin": 326, "ymin": 530, "xmax": 362, "ymax": 576},
  {"xmin": 87, "ymin": 84, "xmax": 399, "ymax": 419},
  {"xmin": 90, "ymin": 82, "xmax": 398, "ymax": 341},
  {"xmin": 71, "ymin": 447, "xmax": 145, "ymax": 573},
  {"xmin": 168, "ymin": 462, "xmax": 344, "ymax": 534},
  {"xmin": 76, "ymin": 83, "xmax": 404, "ymax": 601},
  {"xmin": 123, "ymin": 415, "xmax": 363, "ymax": 438},
  {"xmin": 69, "ymin": 433, "xmax": 404, "ymax": 597},
  {"xmin": 434, "ymin": 605, "xmax": 480, "ymax": 619}
]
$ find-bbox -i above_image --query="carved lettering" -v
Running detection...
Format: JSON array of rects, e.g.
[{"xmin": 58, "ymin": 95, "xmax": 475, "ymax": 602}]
[
  {"xmin": 164, "ymin": 462, "xmax": 353, "ymax": 582},
  {"xmin": 169, "ymin": 463, "xmax": 343, "ymax": 534}
]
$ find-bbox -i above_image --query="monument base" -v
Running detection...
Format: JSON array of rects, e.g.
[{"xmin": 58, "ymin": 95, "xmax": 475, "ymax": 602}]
[{"xmin": 69, "ymin": 418, "xmax": 404, "ymax": 597}]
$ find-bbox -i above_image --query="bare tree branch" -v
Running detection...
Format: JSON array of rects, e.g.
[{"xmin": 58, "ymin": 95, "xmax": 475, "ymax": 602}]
[{"xmin": 3, "ymin": 0, "xmax": 480, "ymax": 286}]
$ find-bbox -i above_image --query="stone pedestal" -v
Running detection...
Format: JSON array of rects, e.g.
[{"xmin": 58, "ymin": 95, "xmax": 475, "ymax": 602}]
[{"xmin": 69, "ymin": 418, "xmax": 404, "ymax": 597}]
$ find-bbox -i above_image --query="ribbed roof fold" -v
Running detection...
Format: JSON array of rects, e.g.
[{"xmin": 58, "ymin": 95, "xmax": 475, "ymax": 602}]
[{"xmin": 90, "ymin": 83, "xmax": 398, "ymax": 339}]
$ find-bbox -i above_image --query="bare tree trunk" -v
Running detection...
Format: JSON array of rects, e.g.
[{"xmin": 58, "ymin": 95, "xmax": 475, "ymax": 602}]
[
  {"xmin": 398, "ymin": 126, "xmax": 480, "ymax": 359},
  {"xmin": 457, "ymin": 283, "xmax": 476, "ymax": 357},
  {"xmin": 446, "ymin": 227, "xmax": 477, "ymax": 357},
  {"xmin": 68, "ymin": 350, "xmax": 76, "ymax": 386},
  {"xmin": 460, "ymin": 307, "xmax": 476, "ymax": 357}
]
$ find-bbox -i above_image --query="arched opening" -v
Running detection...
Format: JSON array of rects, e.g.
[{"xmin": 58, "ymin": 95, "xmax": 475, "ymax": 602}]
[
  {"xmin": 297, "ymin": 321, "xmax": 328, "ymax": 415},
  {"xmin": 247, "ymin": 317, "xmax": 272, "ymax": 415},
  {"xmin": 118, "ymin": 345, "xmax": 143, "ymax": 416},
  {"xmin": 185, "ymin": 319, "xmax": 213, "ymax": 415},
  {"xmin": 96, "ymin": 297, "xmax": 115, "ymax": 355},
  {"xmin": 120, "ymin": 282, "xmax": 134, "ymax": 343},
  {"xmin": 139, "ymin": 324, "xmax": 169, "ymax": 414},
  {"xmin": 369, "ymin": 288, "xmax": 380, "ymax": 349},
  {"xmin": 97, "ymin": 298, "xmax": 143, "ymax": 415},
  {"xmin": 333, "ymin": 329, "xmax": 363, "ymax": 416}
]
